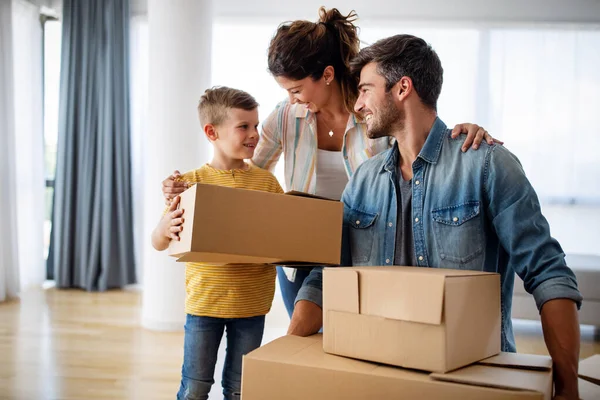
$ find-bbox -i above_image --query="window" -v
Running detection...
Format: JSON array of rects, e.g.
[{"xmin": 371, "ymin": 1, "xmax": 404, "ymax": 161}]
[{"xmin": 43, "ymin": 20, "xmax": 61, "ymax": 259}]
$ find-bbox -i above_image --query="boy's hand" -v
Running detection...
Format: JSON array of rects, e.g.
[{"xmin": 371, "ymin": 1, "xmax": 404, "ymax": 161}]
[
  {"xmin": 160, "ymin": 196, "xmax": 185, "ymax": 241},
  {"xmin": 162, "ymin": 170, "xmax": 188, "ymax": 206}
]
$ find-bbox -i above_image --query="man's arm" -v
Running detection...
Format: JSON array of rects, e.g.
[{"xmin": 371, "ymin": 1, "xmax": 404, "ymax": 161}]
[
  {"xmin": 540, "ymin": 299, "xmax": 580, "ymax": 399},
  {"xmin": 288, "ymin": 267, "xmax": 323, "ymax": 336},
  {"xmin": 484, "ymin": 145, "xmax": 582, "ymax": 399},
  {"xmin": 288, "ymin": 173, "xmax": 357, "ymax": 336}
]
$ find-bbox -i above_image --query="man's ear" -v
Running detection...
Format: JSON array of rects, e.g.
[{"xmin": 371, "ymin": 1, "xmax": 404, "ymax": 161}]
[
  {"xmin": 393, "ymin": 76, "xmax": 413, "ymax": 101},
  {"xmin": 204, "ymin": 124, "xmax": 218, "ymax": 141}
]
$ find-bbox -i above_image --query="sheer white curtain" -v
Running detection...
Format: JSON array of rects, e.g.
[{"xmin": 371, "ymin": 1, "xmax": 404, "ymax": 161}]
[
  {"xmin": 0, "ymin": 0, "xmax": 44, "ymax": 301},
  {"xmin": 12, "ymin": 0, "xmax": 46, "ymax": 290},
  {"xmin": 488, "ymin": 29, "xmax": 600, "ymax": 203},
  {"xmin": 0, "ymin": 0, "xmax": 20, "ymax": 302},
  {"xmin": 130, "ymin": 16, "xmax": 149, "ymax": 284}
]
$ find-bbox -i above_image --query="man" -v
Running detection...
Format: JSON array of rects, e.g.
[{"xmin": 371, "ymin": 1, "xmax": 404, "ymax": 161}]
[{"xmin": 288, "ymin": 34, "xmax": 582, "ymax": 400}]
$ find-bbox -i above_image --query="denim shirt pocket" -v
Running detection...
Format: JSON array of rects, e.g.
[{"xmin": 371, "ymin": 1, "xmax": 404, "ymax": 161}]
[
  {"xmin": 345, "ymin": 207, "xmax": 378, "ymax": 264},
  {"xmin": 431, "ymin": 201, "xmax": 484, "ymax": 267}
]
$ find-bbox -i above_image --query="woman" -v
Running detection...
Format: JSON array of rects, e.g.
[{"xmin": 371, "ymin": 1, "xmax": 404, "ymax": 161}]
[{"xmin": 162, "ymin": 7, "xmax": 496, "ymax": 318}]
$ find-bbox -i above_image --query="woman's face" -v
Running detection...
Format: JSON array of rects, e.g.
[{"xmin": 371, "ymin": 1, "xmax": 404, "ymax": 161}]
[{"xmin": 275, "ymin": 75, "xmax": 330, "ymax": 113}]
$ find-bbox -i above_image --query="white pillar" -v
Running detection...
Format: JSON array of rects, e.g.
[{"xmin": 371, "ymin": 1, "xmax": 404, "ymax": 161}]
[{"xmin": 142, "ymin": 0, "xmax": 213, "ymax": 331}]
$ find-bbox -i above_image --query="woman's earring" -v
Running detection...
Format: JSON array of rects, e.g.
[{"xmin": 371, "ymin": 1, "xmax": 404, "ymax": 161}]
[{"xmin": 326, "ymin": 81, "xmax": 330, "ymax": 86}]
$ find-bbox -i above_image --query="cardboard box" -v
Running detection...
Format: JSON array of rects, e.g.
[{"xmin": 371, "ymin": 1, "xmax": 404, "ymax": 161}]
[
  {"xmin": 168, "ymin": 183, "xmax": 343, "ymax": 265},
  {"xmin": 241, "ymin": 334, "xmax": 553, "ymax": 400},
  {"xmin": 323, "ymin": 266, "xmax": 501, "ymax": 372},
  {"xmin": 579, "ymin": 354, "xmax": 600, "ymax": 399}
]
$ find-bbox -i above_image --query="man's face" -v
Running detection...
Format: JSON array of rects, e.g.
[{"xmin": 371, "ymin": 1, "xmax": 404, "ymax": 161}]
[{"xmin": 354, "ymin": 62, "xmax": 403, "ymax": 139}]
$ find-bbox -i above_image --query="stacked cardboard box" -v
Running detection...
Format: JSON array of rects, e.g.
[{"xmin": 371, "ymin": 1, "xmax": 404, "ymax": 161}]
[
  {"xmin": 579, "ymin": 354, "xmax": 600, "ymax": 399},
  {"xmin": 242, "ymin": 265, "xmax": 561, "ymax": 399},
  {"xmin": 322, "ymin": 266, "xmax": 501, "ymax": 372},
  {"xmin": 242, "ymin": 334, "xmax": 553, "ymax": 399}
]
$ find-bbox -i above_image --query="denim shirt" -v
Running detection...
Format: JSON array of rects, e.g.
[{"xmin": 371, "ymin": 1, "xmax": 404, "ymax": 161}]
[{"xmin": 297, "ymin": 117, "xmax": 582, "ymax": 352}]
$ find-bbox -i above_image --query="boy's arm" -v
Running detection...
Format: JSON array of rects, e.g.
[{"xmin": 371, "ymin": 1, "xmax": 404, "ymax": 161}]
[{"xmin": 151, "ymin": 196, "xmax": 184, "ymax": 251}]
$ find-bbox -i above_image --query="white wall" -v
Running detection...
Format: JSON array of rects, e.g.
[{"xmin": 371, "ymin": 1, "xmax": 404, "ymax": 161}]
[{"xmin": 542, "ymin": 204, "xmax": 600, "ymax": 256}]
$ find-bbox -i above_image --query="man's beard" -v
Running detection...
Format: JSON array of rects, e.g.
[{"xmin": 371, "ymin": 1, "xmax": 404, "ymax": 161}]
[{"xmin": 366, "ymin": 93, "xmax": 404, "ymax": 139}]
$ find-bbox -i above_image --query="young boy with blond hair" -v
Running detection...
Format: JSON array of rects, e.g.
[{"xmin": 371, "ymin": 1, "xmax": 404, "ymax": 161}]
[{"xmin": 151, "ymin": 86, "xmax": 283, "ymax": 400}]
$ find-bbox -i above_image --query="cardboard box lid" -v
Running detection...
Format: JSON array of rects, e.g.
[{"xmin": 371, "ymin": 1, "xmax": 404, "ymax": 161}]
[
  {"xmin": 579, "ymin": 354, "xmax": 600, "ymax": 385},
  {"xmin": 430, "ymin": 352, "xmax": 552, "ymax": 395},
  {"xmin": 323, "ymin": 266, "xmax": 496, "ymax": 325}
]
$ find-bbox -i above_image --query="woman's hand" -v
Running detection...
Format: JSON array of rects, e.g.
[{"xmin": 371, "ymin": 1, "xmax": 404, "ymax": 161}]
[
  {"xmin": 451, "ymin": 123, "xmax": 504, "ymax": 152},
  {"xmin": 162, "ymin": 170, "xmax": 188, "ymax": 205}
]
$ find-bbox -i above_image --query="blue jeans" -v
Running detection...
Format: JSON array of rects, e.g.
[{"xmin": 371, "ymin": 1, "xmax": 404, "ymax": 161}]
[
  {"xmin": 276, "ymin": 267, "xmax": 312, "ymax": 318},
  {"xmin": 177, "ymin": 314, "xmax": 265, "ymax": 400}
]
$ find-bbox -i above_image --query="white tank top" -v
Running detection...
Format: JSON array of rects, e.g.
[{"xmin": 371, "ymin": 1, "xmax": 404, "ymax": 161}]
[{"xmin": 314, "ymin": 149, "xmax": 349, "ymax": 201}]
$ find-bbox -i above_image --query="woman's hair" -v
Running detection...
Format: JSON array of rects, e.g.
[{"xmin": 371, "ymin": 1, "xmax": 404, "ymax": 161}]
[{"xmin": 267, "ymin": 7, "xmax": 360, "ymax": 114}]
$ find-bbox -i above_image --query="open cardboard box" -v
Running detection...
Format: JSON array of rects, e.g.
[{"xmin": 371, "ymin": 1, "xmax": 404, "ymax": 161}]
[
  {"xmin": 168, "ymin": 183, "xmax": 343, "ymax": 266},
  {"xmin": 579, "ymin": 354, "xmax": 600, "ymax": 399},
  {"xmin": 241, "ymin": 334, "xmax": 553, "ymax": 400},
  {"xmin": 323, "ymin": 266, "xmax": 501, "ymax": 372}
]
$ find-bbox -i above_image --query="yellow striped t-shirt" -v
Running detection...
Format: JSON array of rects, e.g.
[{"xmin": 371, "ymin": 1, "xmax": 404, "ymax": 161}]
[{"xmin": 177, "ymin": 163, "xmax": 283, "ymax": 318}]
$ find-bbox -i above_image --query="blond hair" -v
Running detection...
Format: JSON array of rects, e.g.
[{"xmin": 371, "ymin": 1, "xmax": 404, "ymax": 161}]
[{"xmin": 197, "ymin": 86, "xmax": 259, "ymax": 126}]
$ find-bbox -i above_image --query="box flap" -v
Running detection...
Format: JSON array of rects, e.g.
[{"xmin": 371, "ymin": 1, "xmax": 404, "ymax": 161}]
[
  {"xmin": 579, "ymin": 354, "xmax": 600, "ymax": 385},
  {"xmin": 323, "ymin": 269, "xmax": 359, "ymax": 314},
  {"xmin": 285, "ymin": 190, "xmax": 336, "ymax": 201},
  {"xmin": 579, "ymin": 377, "xmax": 600, "ymax": 399},
  {"xmin": 357, "ymin": 267, "xmax": 447, "ymax": 325},
  {"xmin": 430, "ymin": 363, "xmax": 551, "ymax": 395},
  {"xmin": 175, "ymin": 252, "xmax": 282, "ymax": 265},
  {"xmin": 478, "ymin": 352, "xmax": 552, "ymax": 371}
]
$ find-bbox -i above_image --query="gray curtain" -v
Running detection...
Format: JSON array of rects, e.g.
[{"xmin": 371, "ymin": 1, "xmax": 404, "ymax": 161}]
[{"xmin": 48, "ymin": 0, "xmax": 136, "ymax": 290}]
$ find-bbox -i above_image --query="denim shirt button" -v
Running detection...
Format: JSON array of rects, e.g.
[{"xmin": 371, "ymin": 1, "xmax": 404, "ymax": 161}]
[
  {"xmin": 415, "ymin": 180, "xmax": 420, "ymax": 185},
  {"xmin": 385, "ymin": 259, "xmax": 390, "ymax": 264},
  {"xmin": 418, "ymin": 256, "xmax": 424, "ymax": 261}
]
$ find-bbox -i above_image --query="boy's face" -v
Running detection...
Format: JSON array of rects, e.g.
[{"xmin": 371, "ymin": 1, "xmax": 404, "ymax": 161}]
[{"xmin": 211, "ymin": 108, "xmax": 260, "ymax": 160}]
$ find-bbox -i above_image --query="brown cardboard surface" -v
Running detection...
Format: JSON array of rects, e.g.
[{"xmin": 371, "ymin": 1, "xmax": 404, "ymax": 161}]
[
  {"xmin": 168, "ymin": 183, "xmax": 343, "ymax": 265},
  {"xmin": 323, "ymin": 266, "xmax": 501, "ymax": 372},
  {"xmin": 579, "ymin": 354, "xmax": 600, "ymax": 385},
  {"xmin": 479, "ymin": 352, "xmax": 553, "ymax": 370},
  {"xmin": 431, "ymin": 364, "xmax": 552, "ymax": 400},
  {"xmin": 579, "ymin": 377, "xmax": 600, "ymax": 400},
  {"xmin": 241, "ymin": 334, "xmax": 550, "ymax": 400}
]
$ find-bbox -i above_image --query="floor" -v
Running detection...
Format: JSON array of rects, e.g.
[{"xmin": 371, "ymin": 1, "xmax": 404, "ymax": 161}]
[{"xmin": 0, "ymin": 286, "xmax": 598, "ymax": 400}]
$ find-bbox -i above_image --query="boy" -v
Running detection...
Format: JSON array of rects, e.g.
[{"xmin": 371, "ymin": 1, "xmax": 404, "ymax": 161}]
[{"xmin": 151, "ymin": 87, "xmax": 283, "ymax": 400}]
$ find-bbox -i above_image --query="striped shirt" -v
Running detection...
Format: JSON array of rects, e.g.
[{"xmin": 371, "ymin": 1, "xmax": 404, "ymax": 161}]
[
  {"xmin": 177, "ymin": 164, "xmax": 283, "ymax": 318},
  {"xmin": 252, "ymin": 100, "xmax": 391, "ymax": 193}
]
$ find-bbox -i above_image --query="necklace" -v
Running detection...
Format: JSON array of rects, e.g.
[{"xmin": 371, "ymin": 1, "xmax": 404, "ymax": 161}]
[{"xmin": 318, "ymin": 114, "xmax": 335, "ymax": 137}]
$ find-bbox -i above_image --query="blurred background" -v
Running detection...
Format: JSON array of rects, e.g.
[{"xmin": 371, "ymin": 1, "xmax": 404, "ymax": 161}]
[{"xmin": 1, "ymin": 0, "xmax": 599, "ymax": 398}]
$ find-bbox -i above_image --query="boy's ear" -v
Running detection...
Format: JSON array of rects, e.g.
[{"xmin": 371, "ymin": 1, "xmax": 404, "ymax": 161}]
[{"xmin": 204, "ymin": 124, "xmax": 218, "ymax": 141}]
